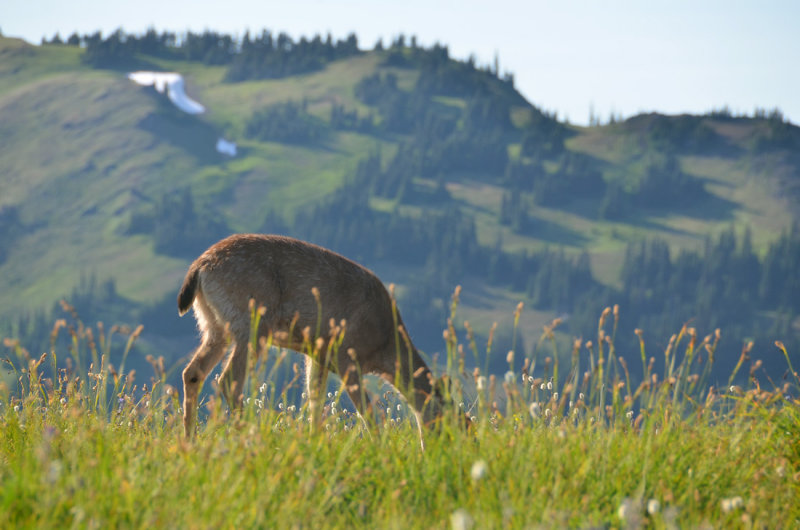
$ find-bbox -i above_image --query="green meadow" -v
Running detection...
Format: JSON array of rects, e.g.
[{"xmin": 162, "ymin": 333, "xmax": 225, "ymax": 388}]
[{"xmin": 2, "ymin": 299, "xmax": 797, "ymax": 528}]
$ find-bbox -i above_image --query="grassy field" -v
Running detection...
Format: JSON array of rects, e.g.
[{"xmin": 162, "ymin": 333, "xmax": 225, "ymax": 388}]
[{"xmin": 2, "ymin": 302, "xmax": 798, "ymax": 528}]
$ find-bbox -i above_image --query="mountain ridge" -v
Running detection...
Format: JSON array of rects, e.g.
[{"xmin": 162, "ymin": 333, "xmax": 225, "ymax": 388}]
[{"xmin": 1, "ymin": 33, "xmax": 798, "ymax": 379}]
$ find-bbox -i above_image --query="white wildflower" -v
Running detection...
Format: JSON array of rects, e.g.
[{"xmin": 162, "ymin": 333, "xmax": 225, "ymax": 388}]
[
  {"xmin": 647, "ymin": 499, "xmax": 660, "ymax": 515},
  {"xmin": 547, "ymin": 381, "xmax": 553, "ymax": 391},
  {"xmin": 451, "ymin": 508, "xmax": 474, "ymax": 530},
  {"xmin": 553, "ymin": 392, "xmax": 559, "ymax": 401},
  {"xmin": 540, "ymin": 383, "xmax": 546, "ymax": 391},
  {"xmin": 397, "ymin": 404, "xmax": 402, "ymax": 412},
  {"xmin": 470, "ymin": 460, "xmax": 488, "ymax": 481},
  {"xmin": 476, "ymin": 376, "xmax": 486, "ymax": 391},
  {"xmin": 721, "ymin": 496, "xmax": 743, "ymax": 513},
  {"xmin": 529, "ymin": 402, "xmax": 541, "ymax": 418},
  {"xmin": 626, "ymin": 410, "xmax": 634, "ymax": 420}
]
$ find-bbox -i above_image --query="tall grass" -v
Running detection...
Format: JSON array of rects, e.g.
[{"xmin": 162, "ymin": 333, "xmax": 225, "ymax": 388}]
[{"xmin": 1, "ymin": 293, "xmax": 798, "ymax": 528}]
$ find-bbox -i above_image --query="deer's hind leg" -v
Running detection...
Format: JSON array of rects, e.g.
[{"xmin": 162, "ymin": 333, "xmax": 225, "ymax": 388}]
[{"xmin": 183, "ymin": 324, "xmax": 229, "ymax": 438}]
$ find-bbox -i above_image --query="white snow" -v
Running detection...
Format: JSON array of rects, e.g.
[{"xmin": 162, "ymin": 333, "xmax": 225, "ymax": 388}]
[
  {"xmin": 216, "ymin": 138, "xmax": 237, "ymax": 156},
  {"xmin": 127, "ymin": 71, "xmax": 205, "ymax": 115}
]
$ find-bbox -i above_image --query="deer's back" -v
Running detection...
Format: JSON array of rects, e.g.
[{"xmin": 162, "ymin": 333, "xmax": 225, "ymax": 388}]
[{"xmin": 194, "ymin": 234, "xmax": 397, "ymax": 349}]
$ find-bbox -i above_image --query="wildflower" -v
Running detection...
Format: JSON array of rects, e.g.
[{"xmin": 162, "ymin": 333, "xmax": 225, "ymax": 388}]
[
  {"xmin": 553, "ymin": 392, "xmax": 559, "ymax": 401},
  {"xmin": 626, "ymin": 410, "xmax": 634, "ymax": 420},
  {"xmin": 47, "ymin": 460, "xmax": 63, "ymax": 484},
  {"xmin": 527, "ymin": 375, "xmax": 534, "ymax": 384},
  {"xmin": 450, "ymin": 508, "xmax": 474, "ymax": 530},
  {"xmin": 278, "ymin": 402, "xmax": 284, "ymax": 410},
  {"xmin": 721, "ymin": 496, "xmax": 744, "ymax": 513},
  {"xmin": 145, "ymin": 400, "xmax": 150, "ymax": 408},
  {"xmin": 647, "ymin": 499, "xmax": 660, "ymax": 515},
  {"xmin": 547, "ymin": 381, "xmax": 553, "ymax": 391},
  {"xmin": 60, "ymin": 397, "xmax": 67, "ymax": 405},
  {"xmin": 14, "ymin": 405, "xmax": 19, "ymax": 412},
  {"xmin": 617, "ymin": 500, "xmax": 630, "ymax": 520},
  {"xmin": 470, "ymin": 460, "xmax": 488, "ymax": 481},
  {"xmin": 288, "ymin": 405, "xmax": 297, "ymax": 412},
  {"xmin": 579, "ymin": 392, "xmax": 585, "ymax": 401},
  {"xmin": 544, "ymin": 408, "xmax": 551, "ymax": 418},
  {"xmin": 327, "ymin": 392, "xmax": 333, "ymax": 399},
  {"xmin": 301, "ymin": 392, "xmax": 307, "ymax": 399},
  {"xmin": 476, "ymin": 376, "xmax": 486, "ymax": 391},
  {"xmin": 259, "ymin": 383, "xmax": 267, "ymax": 394},
  {"xmin": 540, "ymin": 383, "xmax": 546, "ymax": 391},
  {"xmin": 386, "ymin": 407, "xmax": 391, "ymax": 416},
  {"xmin": 618, "ymin": 498, "xmax": 642, "ymax": 525},
  {"xmin": 529, "ymin": 402, "xmax": 541, "ymax": 418}
]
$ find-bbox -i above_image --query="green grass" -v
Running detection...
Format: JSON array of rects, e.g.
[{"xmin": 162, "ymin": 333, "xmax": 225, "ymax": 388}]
[{"xmin": 2, "ymin": 302, "xmax": 798, "ymax": 528}]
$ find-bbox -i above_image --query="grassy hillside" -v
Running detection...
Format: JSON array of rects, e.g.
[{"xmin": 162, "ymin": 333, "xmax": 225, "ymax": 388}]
[{"xmin": 1, "ymin": 34, "xmax": 799, "ymax": 372}]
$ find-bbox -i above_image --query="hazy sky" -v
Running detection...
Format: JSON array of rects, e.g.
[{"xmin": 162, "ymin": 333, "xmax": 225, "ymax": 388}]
[{"xmin": 3, "ymin": 0, "xmax": 798, "ymax": 125}]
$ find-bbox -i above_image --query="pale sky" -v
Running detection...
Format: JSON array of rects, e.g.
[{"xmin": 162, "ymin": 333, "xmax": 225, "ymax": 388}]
[{"xmin": 3, "ymin": 0, "xmax": 798, "ymax": 125}]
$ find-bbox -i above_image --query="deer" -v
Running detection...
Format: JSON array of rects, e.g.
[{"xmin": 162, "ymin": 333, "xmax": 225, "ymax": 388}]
[{"xmin": 178, "ymin": 234, "xmax": 450, "ymax": 441}]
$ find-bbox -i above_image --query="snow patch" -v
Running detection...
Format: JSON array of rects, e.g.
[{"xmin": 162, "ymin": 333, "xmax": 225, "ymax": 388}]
[
  {"xmin": 216, "ymin": 138, "xmax": 237, "ymax": 156},
  {"xmin": 127, "ymin": 71, "xmax": 205, "ymax": 115}
]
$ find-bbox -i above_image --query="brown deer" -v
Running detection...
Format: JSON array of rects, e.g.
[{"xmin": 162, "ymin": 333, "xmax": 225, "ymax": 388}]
[{"xmin": 178, "ymin": 234, "xmax": 446, "ymax": 439}]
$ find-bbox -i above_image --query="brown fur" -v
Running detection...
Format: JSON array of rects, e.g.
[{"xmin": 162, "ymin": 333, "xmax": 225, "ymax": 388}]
[{"xmin": 178, "ymin": 234, "xmax": 444, "ymax": 439}]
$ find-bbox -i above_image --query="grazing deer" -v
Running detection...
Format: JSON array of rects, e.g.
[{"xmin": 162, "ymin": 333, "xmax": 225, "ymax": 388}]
[{"xmin": 178, "ymin": 234, "xmax": 447, "ymax": 439}]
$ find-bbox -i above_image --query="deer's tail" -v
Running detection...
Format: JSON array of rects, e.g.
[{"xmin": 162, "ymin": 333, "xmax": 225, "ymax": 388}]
[{"xmin": 177, "ymin": 263, "xmax": 200, "ymax": 316}]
